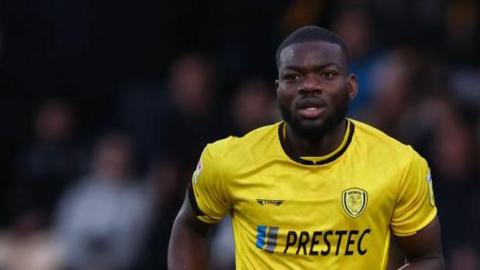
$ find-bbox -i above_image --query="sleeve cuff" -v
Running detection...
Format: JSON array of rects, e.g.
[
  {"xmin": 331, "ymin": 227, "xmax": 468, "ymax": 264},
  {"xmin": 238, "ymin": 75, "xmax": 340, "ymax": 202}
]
[{"xmin": 392, "ymin": 207, "xmax": 437, "ymax": 237}]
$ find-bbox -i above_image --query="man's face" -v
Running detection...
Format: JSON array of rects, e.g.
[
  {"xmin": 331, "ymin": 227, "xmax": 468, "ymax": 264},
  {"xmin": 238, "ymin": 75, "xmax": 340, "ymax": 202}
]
[{"xmin": 276, "ymin": 41, "xmax": 357, "ymax": 140}]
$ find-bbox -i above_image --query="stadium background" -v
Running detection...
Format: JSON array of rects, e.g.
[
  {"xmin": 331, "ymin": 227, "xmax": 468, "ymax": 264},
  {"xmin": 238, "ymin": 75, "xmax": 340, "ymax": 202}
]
[{"xmin": 0, "ymin": 0, "xmax": 479, "ymax": 269}]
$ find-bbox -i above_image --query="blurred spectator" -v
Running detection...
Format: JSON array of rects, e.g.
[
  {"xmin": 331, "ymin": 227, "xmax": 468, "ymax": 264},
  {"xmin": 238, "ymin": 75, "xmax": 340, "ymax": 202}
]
[
  {"xmin": 431, "ymin": 100, "xmax": 475, "ymax": 253},
  {"xmin": 228, "ymin": 78, "xmax": 276, "ymax": 136},
  {"xmin": 445, "ymin": 0, "xmax": 478, "ymax": 64},
  {"xmin": 209, "ymin": 216, "xmax": 235, "ymax": 270},
  {"xmin": 164, "ymin": 53, "xmax": 227, "ymax": 169},
  {"xmin": 169, "ymin": 53, "xmax": 216, "ymax": 121},
  {"xmin": 117, "ymin": 53, "xmax": 226, "ymax": 173},
  {"xmin": 466, "ymin": 118, "xmax": 480, "ymax": 257},
  {"xmin": 398, "ymin": 94, "xmax": 477, "ymax": 258},
  {"xmin": 372, "ymin": 0, "xmax": 446, "ymax": 47},
  {"xmin": 431, "ymin": 101, "xmax": 474, "ymax": 182},
  {"xmin": 53, "ymin": 133, "xmax": 150, "ymax": 270},
  {"xmin": 0, "ymin": 209, "xmax": 61, "ymax": 270},
  {"xmin": 134, "ymin": 157, "xmax": 183, "ymax": 270},
  {"xmin": 362, "ymin": 48, "xmax": 413, "ymax": 136},
  {"xmin": 332, "ymin": 8, "xmax": 380, "ymax": 116},
  {"xmin": 10, "ymin": 99, "xmax": 85, "ymax": 220},
  {"xmin": 115, "ymin": 81, "xmax": 170, "ymax": 168},
  {"xmin": 447, "ymin": 245, "xmax": 479, "ymax": 270},
  {"xmin": 450, "ymin": 68, "xmax": 480, "ymax": 111},
  {"xmin": 280, "ymin": 0, "xmax": 331, "ymax": 33}
]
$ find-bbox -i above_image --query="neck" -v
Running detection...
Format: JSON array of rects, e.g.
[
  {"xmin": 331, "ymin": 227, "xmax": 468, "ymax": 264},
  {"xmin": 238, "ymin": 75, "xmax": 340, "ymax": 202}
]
[{"xmin": 285, "ymin": 119, "xmax": 347, "ymax": 157}]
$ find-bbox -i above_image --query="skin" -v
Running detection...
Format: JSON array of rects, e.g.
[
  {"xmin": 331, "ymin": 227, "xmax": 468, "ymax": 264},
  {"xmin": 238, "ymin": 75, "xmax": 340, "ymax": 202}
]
[
  {"xmin": 168, "ymin": 197, "xmax": 210, "ymax": 270},
  {"xmin": 168, "ymin": 40, "xmax": 445, "ymax": 270}
]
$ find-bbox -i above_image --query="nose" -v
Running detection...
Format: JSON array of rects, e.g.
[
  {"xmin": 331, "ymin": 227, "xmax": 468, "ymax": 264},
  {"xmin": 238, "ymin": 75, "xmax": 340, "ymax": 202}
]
[{"xmin": 298, "ymin": 73, "xmax": 321, "ymax": 94}]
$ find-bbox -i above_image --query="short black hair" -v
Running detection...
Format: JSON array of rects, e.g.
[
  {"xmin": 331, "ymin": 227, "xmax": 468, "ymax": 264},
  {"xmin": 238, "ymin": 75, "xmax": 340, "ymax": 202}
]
[{"xmin": 275, "ymin": 25, "xmax": 349, "ymax": 69}]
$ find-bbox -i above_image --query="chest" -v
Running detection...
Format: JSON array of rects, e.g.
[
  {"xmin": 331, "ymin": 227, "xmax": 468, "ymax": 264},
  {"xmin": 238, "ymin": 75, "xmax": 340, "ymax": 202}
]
[{"xmin": 229, "ymin": 160, "xmax": 399, "ymax": 229}]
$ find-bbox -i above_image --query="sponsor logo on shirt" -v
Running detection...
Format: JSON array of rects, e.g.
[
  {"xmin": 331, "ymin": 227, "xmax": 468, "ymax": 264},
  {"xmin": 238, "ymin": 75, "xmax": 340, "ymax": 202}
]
[{"xmin": 255, "ymin": 225, "xmax": 371, "ymax": 256}]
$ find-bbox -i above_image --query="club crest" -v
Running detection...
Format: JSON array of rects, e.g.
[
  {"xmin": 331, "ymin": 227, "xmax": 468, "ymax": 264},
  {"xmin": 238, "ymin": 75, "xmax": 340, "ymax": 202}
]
[{"xmin": 342, "ymin": 188, "xmax": 368, "ymax": 218}]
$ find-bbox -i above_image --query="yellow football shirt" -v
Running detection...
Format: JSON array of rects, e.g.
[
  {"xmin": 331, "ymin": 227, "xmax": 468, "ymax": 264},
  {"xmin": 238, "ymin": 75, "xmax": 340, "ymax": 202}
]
[{"xmin": 189, "ymin": 119, "xmax": 437, "ymax": 269}]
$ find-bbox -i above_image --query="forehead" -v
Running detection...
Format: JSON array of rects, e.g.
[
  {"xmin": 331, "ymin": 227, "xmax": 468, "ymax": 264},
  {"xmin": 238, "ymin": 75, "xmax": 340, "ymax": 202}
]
[{"xmin": 278, "ymin": 41, "xmax": 346, "ymax": 70}]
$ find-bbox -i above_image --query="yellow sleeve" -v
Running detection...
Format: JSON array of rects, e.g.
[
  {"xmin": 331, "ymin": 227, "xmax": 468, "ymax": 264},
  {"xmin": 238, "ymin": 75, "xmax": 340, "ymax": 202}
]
[
  {"xmin": 391, "ymin": 147, "xmax": 437, "ymax": 236},
  {"xmin": 189, "ymin": 143, "xmax": 231, "ymax": 224}
]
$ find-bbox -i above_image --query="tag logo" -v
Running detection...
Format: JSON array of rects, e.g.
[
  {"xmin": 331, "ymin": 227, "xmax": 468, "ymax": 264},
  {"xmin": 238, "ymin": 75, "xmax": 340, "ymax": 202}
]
[
  {"xmin": 342, "ymin": 188, "xmax": 368, "ymax": 218},
  {"xmin": 257, "ymin": 199, "xmax": 284, "ymax": 206}
]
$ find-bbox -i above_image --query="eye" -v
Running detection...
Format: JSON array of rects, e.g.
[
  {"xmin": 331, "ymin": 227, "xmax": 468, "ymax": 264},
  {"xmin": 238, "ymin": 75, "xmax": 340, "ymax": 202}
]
[
  {"xmin": 322, "ymin": 71, "xmax": 338, "ymax": 80},
  {"xmin": 282, "ymin": 73, "xmax": 301, "ymax": 82}
]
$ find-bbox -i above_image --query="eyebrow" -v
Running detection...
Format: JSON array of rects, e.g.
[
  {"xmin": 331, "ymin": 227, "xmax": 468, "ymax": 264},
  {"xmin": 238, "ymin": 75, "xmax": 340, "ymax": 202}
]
[{"xmin": 281, "ymin": 63, "xmax": 343, "ymax": 73}]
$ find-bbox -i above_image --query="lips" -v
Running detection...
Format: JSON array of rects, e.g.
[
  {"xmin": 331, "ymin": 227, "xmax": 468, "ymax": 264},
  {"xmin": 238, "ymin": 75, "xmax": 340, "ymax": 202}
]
[{"xmin": 296, "ymin": 98, "xmax": 326, "ymax": 119}]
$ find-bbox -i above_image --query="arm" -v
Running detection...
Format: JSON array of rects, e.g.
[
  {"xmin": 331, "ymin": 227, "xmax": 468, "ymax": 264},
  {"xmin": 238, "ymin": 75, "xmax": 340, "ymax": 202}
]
[
  {"xmin": 395, "ymin": 216, "xmax": 445, "ymax": 270},
  {"xmin": 169, "ymin": 142, "xmax": 231, "ymax": 269},
  {"xmin": 168, "ymin": 196, "xmax": 213, "ymax": 270},
  {"xmin": 387, "ymin": 236, "xmax": 405, "ymax": 270},
  {"xmin": 390, "ymin": 149, "xmax": 444, "ymax": 269}
]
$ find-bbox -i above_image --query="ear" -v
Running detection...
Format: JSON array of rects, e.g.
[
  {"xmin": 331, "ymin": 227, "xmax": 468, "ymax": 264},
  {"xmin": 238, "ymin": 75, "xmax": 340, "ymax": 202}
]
[{"xmin": 347, "ymin": 74, "xmax": 358, "ymax": 101}]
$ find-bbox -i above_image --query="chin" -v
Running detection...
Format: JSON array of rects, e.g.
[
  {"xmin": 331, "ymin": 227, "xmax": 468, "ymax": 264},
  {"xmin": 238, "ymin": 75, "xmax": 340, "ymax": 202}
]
[
  {"xmin": 279, "ymin": 102, "xmax": 348, "ymax": 140},
  {"xmin": 291, "ymin": 109, "xmax": 347, "ymax": 140},
  {"xmin": 297, "ymin": 117, "xmax": 326, "ymax": 130},
  {"xmin": 292, "ymin": 119, "xmax": 332, "ymax": 139}
]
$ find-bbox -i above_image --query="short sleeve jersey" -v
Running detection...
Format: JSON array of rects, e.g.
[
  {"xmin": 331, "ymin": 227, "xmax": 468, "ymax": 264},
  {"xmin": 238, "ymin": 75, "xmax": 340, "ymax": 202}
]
[{"xmin": 189, "ymin": 119, "xmax": 437, "ymax": 269}]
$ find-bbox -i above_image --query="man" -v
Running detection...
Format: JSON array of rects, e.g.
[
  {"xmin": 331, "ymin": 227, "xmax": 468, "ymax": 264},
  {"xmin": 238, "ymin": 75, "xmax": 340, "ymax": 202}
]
[{"xmin": 168, "ymin": 26, "xmax": 444, "ymax": 269}]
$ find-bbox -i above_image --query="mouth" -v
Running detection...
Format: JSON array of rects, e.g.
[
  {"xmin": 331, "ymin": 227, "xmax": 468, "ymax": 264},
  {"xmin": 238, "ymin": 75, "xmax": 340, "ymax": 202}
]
[
  {"xmin": 298, "ymin": 106, "xmax": 325, "ymax": 119},
  {"xmin": 295, "ymin": 98, "xmax": 326, "ymax": 119}
]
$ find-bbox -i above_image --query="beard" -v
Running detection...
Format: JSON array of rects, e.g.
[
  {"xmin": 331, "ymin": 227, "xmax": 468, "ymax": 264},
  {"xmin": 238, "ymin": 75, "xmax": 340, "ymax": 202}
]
[{"xmin": 279, "ymin": 93, "xmax": 349, "ymax": 141}]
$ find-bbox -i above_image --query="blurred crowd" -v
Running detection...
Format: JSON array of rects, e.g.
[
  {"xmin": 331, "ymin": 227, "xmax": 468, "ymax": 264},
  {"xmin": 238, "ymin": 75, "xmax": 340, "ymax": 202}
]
[{"xmin": 0, "ymin": 0, "xmax": 479, "ymax": 270}]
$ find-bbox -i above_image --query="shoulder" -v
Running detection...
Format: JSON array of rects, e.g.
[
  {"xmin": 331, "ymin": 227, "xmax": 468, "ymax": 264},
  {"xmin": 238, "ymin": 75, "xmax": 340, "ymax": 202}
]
[
  {"xmin": 350, "ymin": 119, "xmax": 426, "ymax": 168},
  {"xmin": 204, "ymin": 122, "xmax": 281, "ymax": 159},
  {"xmin": 351, "ymin": 119, "xmax": 412, "ymax": 154},
  {"xmin": 199, "ymin": 122, "xmax": 281, "ymax": 179}
]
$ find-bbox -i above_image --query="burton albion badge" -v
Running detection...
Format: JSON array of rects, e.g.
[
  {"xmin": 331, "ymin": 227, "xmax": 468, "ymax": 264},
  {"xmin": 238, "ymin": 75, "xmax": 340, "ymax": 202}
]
[{"xmin": 342, "ymin": 188, "xmax": 368, "ymax": 218}]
